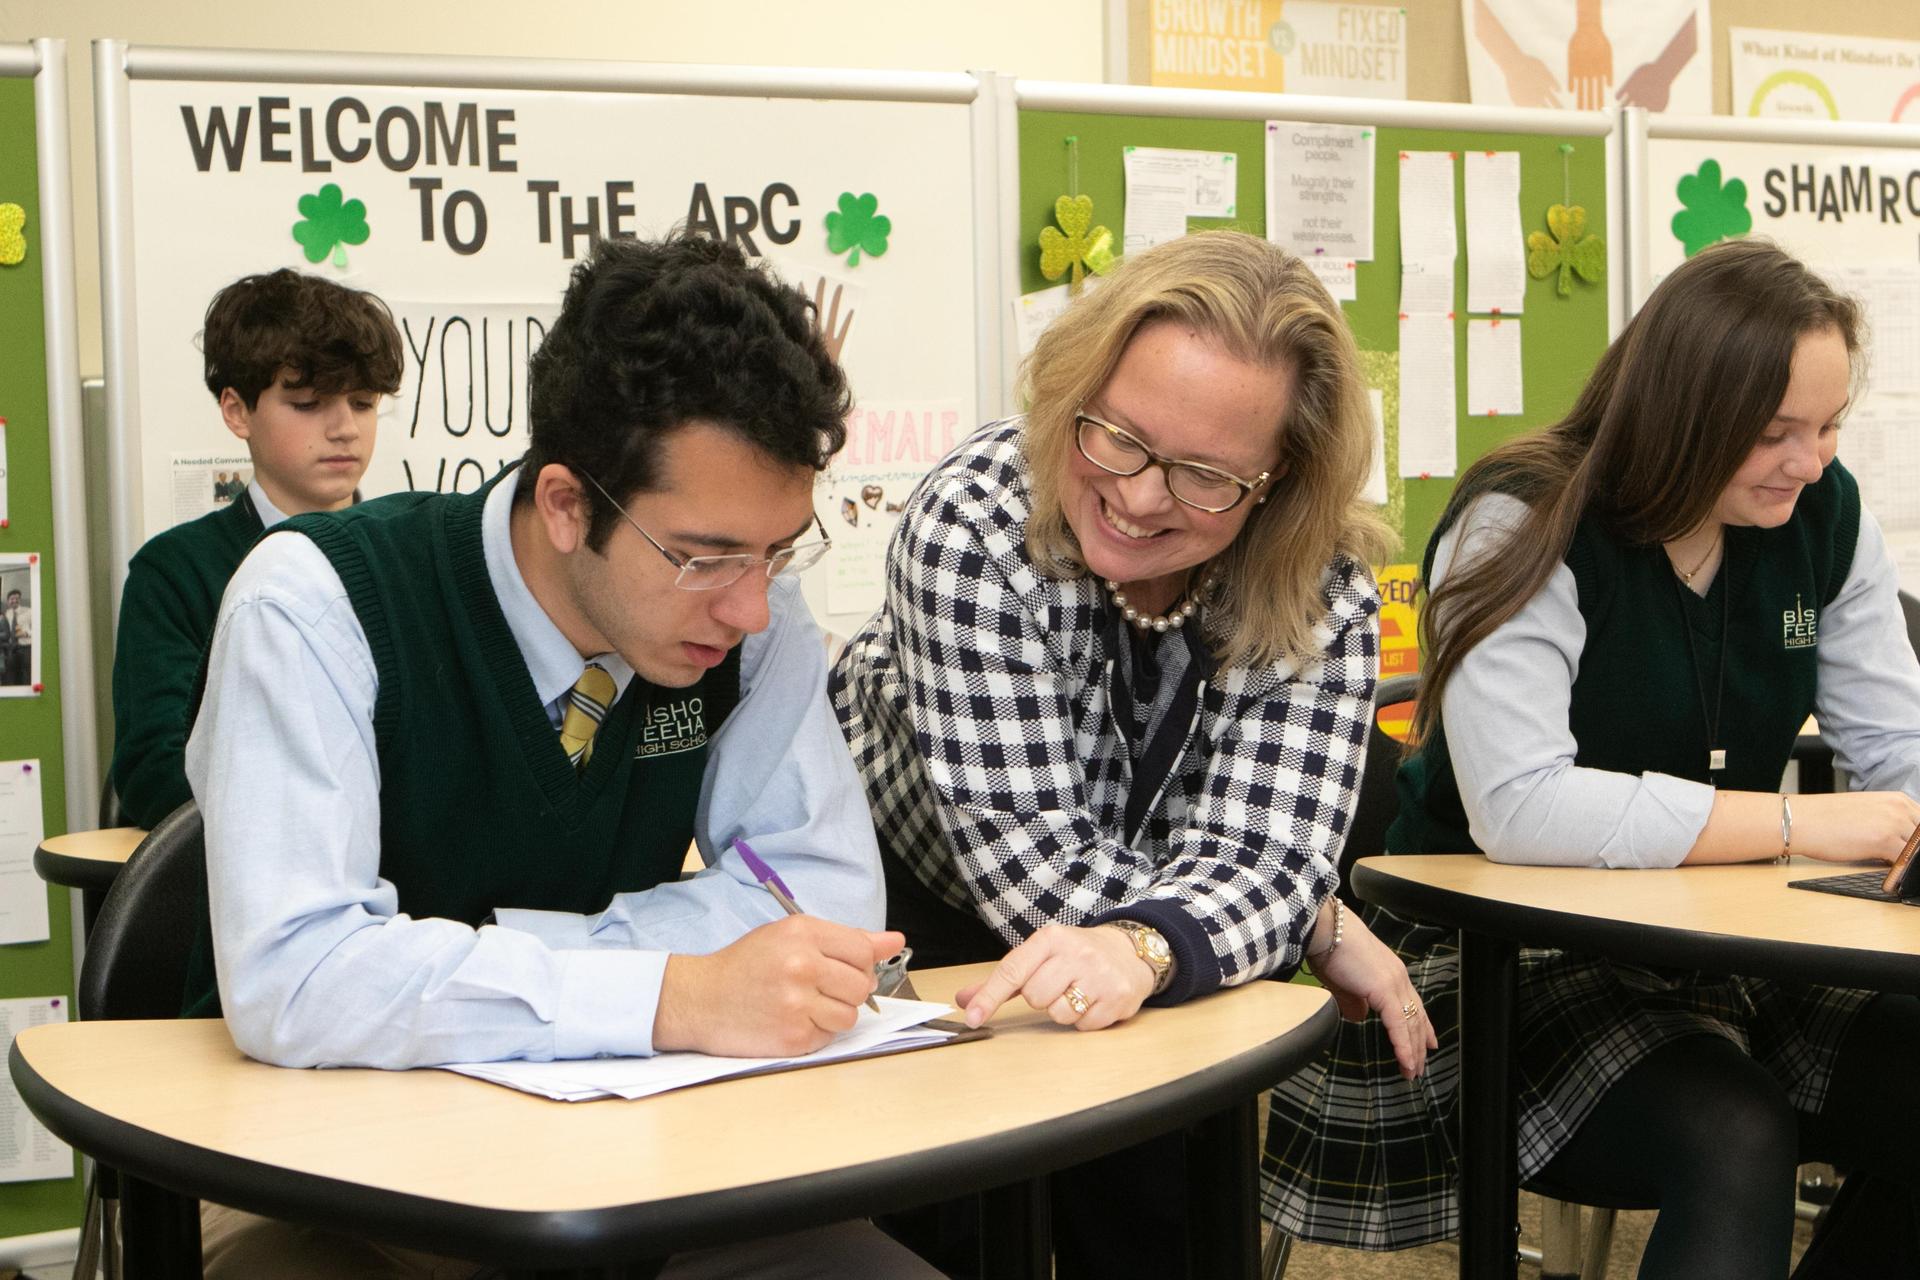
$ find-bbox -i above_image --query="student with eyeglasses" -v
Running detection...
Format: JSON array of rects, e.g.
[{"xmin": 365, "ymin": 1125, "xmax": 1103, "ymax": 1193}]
[
  {"xmin": 184, "ymin": 233, "xmax": 937, "ymax": 1278},
  {"xmin": 830, "ymin": 230, "xmax": 1434, "ymax": 1277}
]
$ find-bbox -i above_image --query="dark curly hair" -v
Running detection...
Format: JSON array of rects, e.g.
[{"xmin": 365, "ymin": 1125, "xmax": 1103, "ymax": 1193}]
[
  {"xmin": 201, "ymin": 269, "xmax": 403, "ymax": 407},
  {"xmin": 519, "ymin": 233, "xmax": 850, "ymax": 551}
]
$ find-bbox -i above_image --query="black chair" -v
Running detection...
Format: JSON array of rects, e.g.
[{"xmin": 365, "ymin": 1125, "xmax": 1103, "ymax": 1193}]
[
  {"xmin": 72, "ymin": 801, "xmax": 209, "ymax": 1280},
  {"xmin": 1335, "ymin": 672, "xmax": 1420, "ymax": 903},
  {"xmin": 96, "ymin": 771, "xmax": 123, "ymax": 830}
]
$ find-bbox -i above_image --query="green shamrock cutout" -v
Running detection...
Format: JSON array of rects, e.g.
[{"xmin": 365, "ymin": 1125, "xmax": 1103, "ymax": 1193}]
[
  {"xmin": 1526, "ymin": 204, "xmax": 1606, "ymax": 298},
  {"xmin": 1039, "ymin": 194, "xmax": 1117, "ymax": 291},
  {"xmin": 292, "ymin": 183, "xmax": 370, "ymax": 269},
  {"xmin": 1671, "ymin": 159, "xmax": 1752, "ymax": 258},
  {"xmin": 0, "ymin": 202, "xmax": 25, "ymax": 267},
  {"xmin": 825, "ymin": 192, "xmax": 890, "ymax": 266}
]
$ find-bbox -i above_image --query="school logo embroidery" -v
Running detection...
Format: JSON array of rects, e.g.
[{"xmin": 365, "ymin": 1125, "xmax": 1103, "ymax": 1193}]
[
  {"xmin": 636, "ymin": 697, "xmax": 708, "ymax": 758},
  {"xmin": 1782, "ymin": 595, "xmax": 1817, "ymax": 650}
]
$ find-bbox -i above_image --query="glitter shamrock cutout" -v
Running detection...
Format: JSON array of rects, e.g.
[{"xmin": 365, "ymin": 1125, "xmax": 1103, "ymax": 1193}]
[
  {"xmin": 0, "ymin": 203, "xmax": 25, "ymax": 267},
  {"xmin": 825, "ymin": 193, "xmax": 890, "ymax": 266},
  {"xmin": 1526, "ymin": 204, "xmax": 1606, "ymax": 298},
  {"xmin": 1671, "ymin": 159, "xmax": 1752, "ymax": 258},
  {"xmin": 1039, "ymin": 194, "xmax": 1116, "ymax": 292},
  {"xmin": 292, "ymin": 183, "xmax": 371, "ymax": 269}
]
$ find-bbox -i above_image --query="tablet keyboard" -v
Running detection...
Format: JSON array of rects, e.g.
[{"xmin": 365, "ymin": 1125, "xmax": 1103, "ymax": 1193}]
[{"xmin": 1788, "ymin": 871, "xmax": 1920, "ymax": 905}]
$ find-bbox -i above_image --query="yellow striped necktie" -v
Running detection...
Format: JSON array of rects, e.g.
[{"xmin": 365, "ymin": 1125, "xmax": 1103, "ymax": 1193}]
[{"xmin": 557, "ymin": 663, "xmax": 617, "ymax": 769}]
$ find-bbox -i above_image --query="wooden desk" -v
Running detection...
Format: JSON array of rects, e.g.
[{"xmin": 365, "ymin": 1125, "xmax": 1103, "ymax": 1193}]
[
  {"xmin": 1351, "ymin": 855, "xmax": 1920, "ymax": 1280},
  {"xmin": 33, "ymin": 827, "xmax": 147, "ymax": 933},
  {"xmin": 10, "ymin": 962, "xmax": 1336, "ymax": 1278}
]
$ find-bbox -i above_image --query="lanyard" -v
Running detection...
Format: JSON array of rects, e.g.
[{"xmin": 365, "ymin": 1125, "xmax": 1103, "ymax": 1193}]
[{"xmin": 1672, "ymin": 548, "xmax": 1731, "ymax": 777}]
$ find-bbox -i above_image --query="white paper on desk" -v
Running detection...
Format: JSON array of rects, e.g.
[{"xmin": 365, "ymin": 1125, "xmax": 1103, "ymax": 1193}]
[
  {"xmin": 1264, "ymin": 121, "xmax": 1375, "ymax": 263},
  {"xmin": 443, "ymin": 997, "xmax": 957, "ymax": 1102},
  {"xmin": 1363, "ymin": 388, "xmax": 1388, "ymax": 505},
  {"xmin": 1466, "ymin": 319, "xmax": 1524, "ymax": 417},
  {"xmin": 1464, "ymin": 152, "xmax": 1526, "ymax": 316},
  {"xmin": 1399, "ymin": 314, "xmax": 1457, "ymax": 478},
  {"xmin": 0, "ymin": 995, "xmax": 73, "ymax": 1183},
  {"xmin": 1398, "ymin": 152, "xmax": 1457, "ymax": 315},
  {"xmin": 0, "ymin": 760, "xmax": 47, "ymax": 946}
]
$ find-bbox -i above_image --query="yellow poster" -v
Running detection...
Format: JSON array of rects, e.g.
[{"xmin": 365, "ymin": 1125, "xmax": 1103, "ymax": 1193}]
[
  {"xmin": 1150, "ymin": 0, "xmax": 1286, "ymax": 93},
  {"xmin": 1375, "ymin": 561, "xmax": 1420, "ymax": 740},
  {"xmin": 1149, "ymin": 2, "xmax": 1409, "ymax": 97}
]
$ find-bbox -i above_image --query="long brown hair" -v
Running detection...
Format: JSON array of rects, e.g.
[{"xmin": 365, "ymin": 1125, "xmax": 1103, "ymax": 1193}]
[
  {"xmin": 1412, "ymin": 238, "xmax": 1863, "ymax": 745},
  {"xmin": 1023, "ymin": 231, "xmax": 1392, "ymax": 670}
]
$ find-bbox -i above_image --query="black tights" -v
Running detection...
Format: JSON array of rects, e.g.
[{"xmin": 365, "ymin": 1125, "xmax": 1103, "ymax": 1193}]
[{"xmin": 1537, "ymin": 993, "xmax": 1920, "ymax": 1279}]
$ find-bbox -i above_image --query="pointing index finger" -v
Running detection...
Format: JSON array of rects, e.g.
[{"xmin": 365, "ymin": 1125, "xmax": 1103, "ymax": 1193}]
[{"xmin": 963, "ymin": 936, "xmax": 1050, "ymax": 1028}]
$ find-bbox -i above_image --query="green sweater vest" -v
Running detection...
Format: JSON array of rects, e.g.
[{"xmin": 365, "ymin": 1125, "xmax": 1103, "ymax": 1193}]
[
  {"xmin": 182, "ymin": 474, "xmax": 740, "ymax": 1015},
  {"xmin": 109, "ymin": 493, "xmax": 265, "ymax": 828},
  {"xmin": 1389, "ymin": 461, "xmax": 1861, "ymax": 855}
]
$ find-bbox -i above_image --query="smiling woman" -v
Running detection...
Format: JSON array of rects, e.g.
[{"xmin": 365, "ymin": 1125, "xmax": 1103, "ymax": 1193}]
[{"xmin": 828, "ymin": 231, "xmax": 1433, "ymax": 1276}]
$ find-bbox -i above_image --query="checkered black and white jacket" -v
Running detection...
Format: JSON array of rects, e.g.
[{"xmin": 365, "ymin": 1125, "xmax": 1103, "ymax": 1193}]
[{"xmin": 829, "ymin": 422, "xmax": 1380, "ymax": 1003}]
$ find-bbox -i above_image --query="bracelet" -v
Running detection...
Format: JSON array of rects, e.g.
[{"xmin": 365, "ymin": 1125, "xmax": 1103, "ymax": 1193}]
[
  {"xmin": 1779, "ymin": 794, "xmax": 1793, "ymax": 864},
  {"xmin": 1306, "ymin": 897, "xmax": 1344, "ymax": 965}
]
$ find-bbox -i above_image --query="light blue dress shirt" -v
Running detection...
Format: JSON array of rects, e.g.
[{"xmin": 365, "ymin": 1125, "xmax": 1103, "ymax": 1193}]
[
  {"xmin": 185, "ymin": 468, "xmax": 885, "ymax": 1069},
  {"xmin": 1437, "ymin": 492, "xmax": 1920, "ymax": 869}
]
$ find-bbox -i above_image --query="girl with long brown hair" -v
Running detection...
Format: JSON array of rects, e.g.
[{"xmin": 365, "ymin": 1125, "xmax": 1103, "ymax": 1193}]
[{"xmin": 1265, "ymin": 238, "xmax": 1920, "ymax": 1276}]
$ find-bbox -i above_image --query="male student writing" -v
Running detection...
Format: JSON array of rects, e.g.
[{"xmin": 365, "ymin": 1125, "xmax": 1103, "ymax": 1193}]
[
  {"xmin": 185, "ymin": 234, "xmax": 925, "ymax": 1277},
  {"xmin": 109, "ymin": 268, "xmax": 402, "ymax": 827}
]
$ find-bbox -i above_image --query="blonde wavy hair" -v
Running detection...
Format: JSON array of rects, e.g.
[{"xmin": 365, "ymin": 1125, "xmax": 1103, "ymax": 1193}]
[{"xmin": 1022, "ymin": 230, "xmax": 1393, "ymax": 670}]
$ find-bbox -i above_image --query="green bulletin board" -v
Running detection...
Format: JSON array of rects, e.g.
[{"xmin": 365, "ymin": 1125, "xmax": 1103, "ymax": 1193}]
[
  {"xmin": 1017, "ymin": 109, "xmax": 1612, "ymax": 565},
  {"xmin": 0, "ymin": 69, "xmax": 83, "ymax": 1238}
]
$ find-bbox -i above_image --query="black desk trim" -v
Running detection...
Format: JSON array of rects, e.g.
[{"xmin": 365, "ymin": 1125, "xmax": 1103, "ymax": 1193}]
[
  {"xmin": 32, "ymin": 845, "xmax": 123, "ymax": 895},
  {"xmin": 11, "ymin": 999, "xmax": 1336, "ymax": 1268},
  {"xmin": 1353, "ymin": 861, "xmax": 1920, "ymax": 997}
]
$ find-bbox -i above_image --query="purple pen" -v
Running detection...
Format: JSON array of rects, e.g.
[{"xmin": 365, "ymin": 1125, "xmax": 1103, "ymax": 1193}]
[{"xmin": 734, "ymin": 838, "xmax": 881, "ymax": 1012}]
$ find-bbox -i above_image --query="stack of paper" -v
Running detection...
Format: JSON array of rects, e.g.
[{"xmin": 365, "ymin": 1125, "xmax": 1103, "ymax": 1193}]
[{"xmin": 443, "ymin": 997, "xmax": 958, "ymax": 1102}]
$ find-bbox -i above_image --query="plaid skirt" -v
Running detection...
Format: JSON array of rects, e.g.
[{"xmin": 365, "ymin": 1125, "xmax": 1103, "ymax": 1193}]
[{"xmin": 1259, "ymin": 903, "xmax": 1876, "ymax": 1250}]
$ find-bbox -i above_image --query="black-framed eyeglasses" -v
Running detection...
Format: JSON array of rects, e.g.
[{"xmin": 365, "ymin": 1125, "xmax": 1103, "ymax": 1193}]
[
  {"xmin": 1073, "ymin": 411, "xmax": 1271, "ymax": 513},
  {"xmin": 580, "ymin": 472, "xmax": 832, "ymax": 591}
]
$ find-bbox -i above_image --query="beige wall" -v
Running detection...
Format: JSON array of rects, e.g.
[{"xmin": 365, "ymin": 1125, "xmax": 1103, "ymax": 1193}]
[{"xmin": 1, "ymin": 0, "xmax": 1108, "ymax": 375}]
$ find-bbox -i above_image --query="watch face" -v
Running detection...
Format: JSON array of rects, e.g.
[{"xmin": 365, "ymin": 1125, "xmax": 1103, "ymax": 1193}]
[{"xmin": 1141, "ymin": 932, "xmax": 1172, "ymax": 966}]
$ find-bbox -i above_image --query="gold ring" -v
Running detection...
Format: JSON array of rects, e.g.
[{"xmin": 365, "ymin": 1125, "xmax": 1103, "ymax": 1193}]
[
  {"xmin": 1401, "ymin": 999, "xmax": 1419, "ymax": 1020},
  {"xmin": 1065, "ymin": 984, "xmax": 1090, "ymax": 1016}
]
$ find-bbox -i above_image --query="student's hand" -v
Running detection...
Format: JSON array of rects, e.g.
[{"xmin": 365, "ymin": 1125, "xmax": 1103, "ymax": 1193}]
[
  {"xmin": 1790, "ymin": 791, "xmax": 1920, "ymax": 864},
  {"xmin": 1307, "ymin": 908, "xmax": 1437, "ymax": 1081},
  {"xmin": 955, "ymin": 923, "xmax": 1155, "ymax": 1032},
  {"xmin": 654, "ymin": 916, "xmax": 906, "ymax": 1058}
]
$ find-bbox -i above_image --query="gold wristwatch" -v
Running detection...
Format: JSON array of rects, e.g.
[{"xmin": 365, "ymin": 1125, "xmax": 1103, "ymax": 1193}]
[{"xmin": 1106, "ymin": 921, "xmax": 1175, "ymax": 995}]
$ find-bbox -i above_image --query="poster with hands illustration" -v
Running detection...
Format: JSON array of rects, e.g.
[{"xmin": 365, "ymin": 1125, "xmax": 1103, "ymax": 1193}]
[{"xmin": 1462, "ymin": 0, "xmax": 1709, "ymax": 115}]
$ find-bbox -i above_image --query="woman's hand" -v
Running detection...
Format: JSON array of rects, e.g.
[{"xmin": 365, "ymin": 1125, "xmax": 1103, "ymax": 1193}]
[
  {"xmin": 1308, "ymin": 906, "xmax": 1437, "ymax": 1080},
  {"xmin": 956, "ymin": 923, "xmax": 1156, "ymax": 1031},
  {"xmin": 1791, "ymin": 791, "xmax": 1920, "ymax": 863}
]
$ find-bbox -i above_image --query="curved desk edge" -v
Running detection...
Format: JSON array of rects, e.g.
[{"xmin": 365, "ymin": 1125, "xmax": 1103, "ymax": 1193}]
[
  {"xmin": 1352, "ymin": 860, "xmax": 1920, "ymax": 997},
  {"xmin": 33, "ymin": 845, "xmax": 126, "ymax": 895},
  {"xmin": 10, "ymin": 999, "xmax": 1337, "ymax": 1266}
]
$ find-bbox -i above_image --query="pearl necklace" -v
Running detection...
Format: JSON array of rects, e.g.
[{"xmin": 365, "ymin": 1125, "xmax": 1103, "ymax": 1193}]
[{"xmin": 1105, "ymin": 568, "xmax": 1217, "ymax": 633}]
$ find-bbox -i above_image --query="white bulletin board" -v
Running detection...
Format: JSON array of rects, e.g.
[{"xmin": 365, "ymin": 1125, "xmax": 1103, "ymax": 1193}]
[{"xmin": 97, "ymin": 46, "xmax": 1004, "ymax": 641}]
